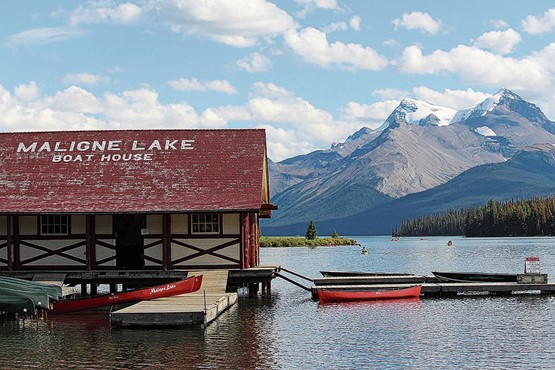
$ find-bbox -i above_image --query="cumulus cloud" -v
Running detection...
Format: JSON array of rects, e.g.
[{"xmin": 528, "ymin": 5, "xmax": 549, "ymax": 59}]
[
  {"xmin": 5, "ymin": 27, "xmax": 84, "ymax": 47},
  {"xmin": 396, "ymin": 44, "xmax": 551, "ymax": 91},
  {"xmin": 63, "ymin": 73, "xmax": 110, "ymax": 86},
  {"xmin": 14, "ymin": 82, "xmax": 41, "ymax": 102},
  {"xmin": 410, "ymin": 86, "xmax": 491, "ymax": 110},
  {"xmin": 393, "ymin": 11, "xmax": 442, "ymax": 35},
  {"xmin": 340, "ymin": 100, "xmax": 399, "ymax": 129},
  {"xmin": 195, "ymin": 82, "xmax": 358, "ymax": 160},
  {"xmin": 284, "ymin": 27, "xmax": 388, "ymax": 70},
  {"xmin": 0, "ymin": 83, "xmax": 201, "ymax": 132},
  {"xmin": 339, "ymin": 86, "xmax": 493, "ymax": 137},
  {"xmin": 146, "ymin": 0, "xmax": 297, "ymax": 47},
  {"xmin": 522, "ymin": 8, "xmax": 555, "ymax": 34},
  {"xmin": 168, "ymin": 78, "xmax": 238, "ymax": 94},
  {"xmin": 69, "ymin": 1, "xmax": 142, "ymax": 25},
  {"xmin": 237, "ymin": 52, "xmax": 272, "ymax": 72},
  {"xmin": 295, "ymin": 0, "xmax": 341, "ymax": 19},
  {"xmin": 350, "ymin": 15, "xmax": 361, "ymax": 31},
  {"xmin": 473, "ymin": 29, "xmax": 521, "ymax": 54}
]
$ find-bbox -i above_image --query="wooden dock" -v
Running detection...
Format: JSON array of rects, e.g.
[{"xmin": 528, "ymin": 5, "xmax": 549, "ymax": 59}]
[
  {"xmin": 311, "ymin": 275, "xmax": 555, "ymax": 299},
  {"xmin": 110, "ymin": 270, "xmax": 237, "ymax": 327}
]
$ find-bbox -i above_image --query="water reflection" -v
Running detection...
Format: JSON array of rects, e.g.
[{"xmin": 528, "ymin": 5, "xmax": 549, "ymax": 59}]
[{"xmin": 2, "ymin": 236, "xmax": 555, "ymax": 368}]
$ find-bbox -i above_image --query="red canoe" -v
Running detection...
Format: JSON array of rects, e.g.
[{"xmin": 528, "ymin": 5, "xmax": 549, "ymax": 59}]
[
  {"xmin": 317, "ymin": 284, "xmax": 422, "ymax": 304},
  {"xmin": 50, "ymin": 275, "xmax": 203, "ymax": 314}
]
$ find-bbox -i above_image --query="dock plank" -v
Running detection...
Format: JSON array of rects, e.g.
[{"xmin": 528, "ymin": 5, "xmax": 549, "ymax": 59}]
[{"xmin": 110, "ymin": 270, "xmax": 236, "ymax": 327}]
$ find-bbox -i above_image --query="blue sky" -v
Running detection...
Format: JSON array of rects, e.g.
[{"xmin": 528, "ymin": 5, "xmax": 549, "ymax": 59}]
[{"xmin": 3, "ymin": 1, "xmax": 555, "ymax": 161}]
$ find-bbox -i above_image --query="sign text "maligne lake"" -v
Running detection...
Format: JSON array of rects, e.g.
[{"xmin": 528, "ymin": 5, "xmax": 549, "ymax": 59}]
[{"xmin": 16, "ymin": 139, "xmax": 195, "ymax": 163}]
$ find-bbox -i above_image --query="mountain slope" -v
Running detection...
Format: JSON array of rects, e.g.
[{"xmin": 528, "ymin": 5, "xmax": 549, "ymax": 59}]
[
  {"xmin": 262, "ymin": 143, "xmax": 555, "ymax": 235},
  {"xmin": 264, "ymin": 89, "xmax": 555, "ymax": 234}
]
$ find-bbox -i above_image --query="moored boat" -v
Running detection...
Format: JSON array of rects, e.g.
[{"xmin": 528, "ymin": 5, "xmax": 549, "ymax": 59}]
[
  {"xmin": 0, "ymin": 276, "xmax": 62, "ymax": 301},
  {"xmin": 317, "ymin": 285, "xmax": 422, "ymax": 303},
  {"xmin": 0, "ymin": 285, "xmax": 52, "ymax": 310},
  {"xmin": 320, "ymin": 271, "xmax": 415, "ymax": 277},
  {"xmin": 0, "ymin": 294, "xmax": 36, "ymax": 315},
  {"xmin": 432, "ymin": 271, "xmax": 517, "ymax": 283},
  {"xmin": 51, "ymin": 275, "xmax": 203, "ymax": 314}
]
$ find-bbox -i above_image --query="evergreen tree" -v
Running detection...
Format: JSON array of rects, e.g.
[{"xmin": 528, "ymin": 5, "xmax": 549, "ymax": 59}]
[
  {"xmin": 306, "ymin": 220, "xmax": 317, "ymax": 240},
  {"xmin": 331, "ymin": 229, "xmax": 339, "ymax": 238}
]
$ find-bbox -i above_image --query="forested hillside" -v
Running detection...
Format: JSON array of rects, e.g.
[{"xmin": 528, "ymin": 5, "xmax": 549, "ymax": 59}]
[{"xmin": 396, "ymin": 197, "xmax": 555, "ymax": 237}]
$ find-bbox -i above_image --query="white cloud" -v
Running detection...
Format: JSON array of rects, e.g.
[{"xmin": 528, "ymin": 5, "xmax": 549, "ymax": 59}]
[
  {"xmin": 522, "ymin": 8, "xmax": 555, "ymax": 34},
  {"xmin": 350, "ymin": 15, "xmax": 361, "ymax": 31},
  {"xmin": 340, "ymin": 100, "xmax": 399, "ymax": 129},
  {"xmin": 284, "ymin": 27, "xmax": 388, "ymax": 70},
  {"xmin": 295, "ymin": 0, "xmax": 341, "ymax": 19},
  {"xmin": 334, "ymin": 87, "xmax": 495, "ymax": 139},
  {"xmin": 14, "ymin": 82, "xmax": 40, "ymax": 102},
  {"xmin": 168, "ymin": 78, "xmax": 238, "ymax": 94},
  {"xmin": 69, "ymin": 1, "xmax": 142, "ymax": 25},
  {"xmin": 195, "ymin": 82, "xmax": 359, "ymax": 160},
  {"xmin": 488, "ymin": 19, "xmax": 509, "ymax": 29},
  {"xmin": 237, "ymin": 52, "xmax": 272, "ymax": 72},
  {"xmin": 410, "ymin": 86, "xmax": 491, "ymax": 110},
  {"xmin": 146, "ymin": 0, "xmax": 297, "ymax": 47},
  {"xmin": 325, "ymin": 22, "xmax": 348, "ymax": 32},
  {"xmin": 63, "ymin": 73, "xmax": 110, "ymax": 86},
  {"xmin": 393, "ymin": 11, "xmax": 442, "ymax": 35},
  {"xmin": 397, "ymin": 44, "xmax": 550, "ymax": 91},
  {"xmin": 473, "ymin": 29, "xmax": 521, "ymax": 55},
  {"xmin": 5, "ymin": 27, "xmax": 84, "ymax": 47},
  {"xmin": 0, "ymin": 83, "xmax": 200, "ymax": 132}
]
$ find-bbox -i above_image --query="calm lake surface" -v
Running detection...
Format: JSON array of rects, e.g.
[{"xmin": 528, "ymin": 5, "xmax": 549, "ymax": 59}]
[{"xmin": 2, "ymin": 236, "xmax": 555, "ymax": 369}]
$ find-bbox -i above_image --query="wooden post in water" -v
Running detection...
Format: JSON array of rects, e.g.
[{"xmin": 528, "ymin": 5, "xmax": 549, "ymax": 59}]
[
  {"xmin": 248, "ymin": 283, "xmax": 259, "ymax": 298},
  {"xmin": 262, "ymin": 281, "xmax": 271, "ymax": 296}
]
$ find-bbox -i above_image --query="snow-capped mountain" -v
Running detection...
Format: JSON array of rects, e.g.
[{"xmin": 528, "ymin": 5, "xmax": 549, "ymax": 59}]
[
  {"xmin": 384, "ymin": 98, "xmax": 457, "ymax": 127},
  {"xmin": 265, "ymin": 88, "xmax": 555, "ymax": 232}
]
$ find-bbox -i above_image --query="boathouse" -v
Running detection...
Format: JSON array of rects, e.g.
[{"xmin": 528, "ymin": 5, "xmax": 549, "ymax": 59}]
[{"xmin": 0, "ymin": 129, "xmax": 275, "ymax": 276}]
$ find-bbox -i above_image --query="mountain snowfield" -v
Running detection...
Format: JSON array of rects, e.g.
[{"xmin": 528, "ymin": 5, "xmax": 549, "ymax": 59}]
[{"xmin": 264, "ymin": 88, "xmax": 555, "ymax": 234}]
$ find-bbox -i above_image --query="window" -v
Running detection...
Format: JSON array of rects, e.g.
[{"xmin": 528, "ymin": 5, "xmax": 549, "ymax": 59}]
[
  {"xmin": 40, "ymin": 215, "xmax": 69, "ymax": 235},
  {"xmin": 191, "ymin": 214, "xmax": 220, "ymax": 234}
]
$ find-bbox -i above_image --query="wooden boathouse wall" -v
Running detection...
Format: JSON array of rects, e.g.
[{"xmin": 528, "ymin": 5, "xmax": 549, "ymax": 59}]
[
  {"xmin": 0, "ymin": 212, "xmax": 260, "ymax": 271},
  {"xmin": 0, "ymin": 129, "xmax": 274, "ymax": 274}
]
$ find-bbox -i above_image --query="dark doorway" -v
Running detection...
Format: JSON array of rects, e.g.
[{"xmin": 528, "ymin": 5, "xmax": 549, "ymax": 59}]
[{"xmin": 114, "ymin": 214, "xmax": 145, "ymax": 270}]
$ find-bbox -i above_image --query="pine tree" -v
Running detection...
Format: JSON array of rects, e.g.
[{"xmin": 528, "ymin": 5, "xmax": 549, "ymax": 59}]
[
  {"xmin": 306, "ymin": 220, "xmax": 317, "ymax": 240},
  {"xmin": 331, "ymin": 229, "xmax": 339, "ymax": 238}
]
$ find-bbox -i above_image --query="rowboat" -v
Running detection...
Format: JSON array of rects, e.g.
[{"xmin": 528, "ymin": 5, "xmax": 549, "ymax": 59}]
[
  {"xmin": 432, "ymin": 271, "xmax": 517, "ymax": 283},
  {"xmin": 50, "ymin": 275, "xmax": 202, "ymax": 314},
  {"xmin": 317, "ymin": 285, "xmax": 422, "ymax": 303},
  {"xmin": 0, "ymin": 294, "xmax": 36, "ymax": 315},
  {"xmin": 320, "ymin": 271, "xmax": 415, "ymax": 277},
  {"xmin": 0, "ymin": 285, "xmax": 52, "ymax": 310},
  {"xmin": 0, "ymin": 276, "xmax": 62, "ymax": 300}
]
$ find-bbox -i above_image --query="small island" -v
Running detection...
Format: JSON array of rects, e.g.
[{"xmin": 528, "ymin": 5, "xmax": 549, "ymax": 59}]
[
  {"xmin": 261, "ymin": 221, "xmax": 358, "ymax": 247},
  {"xmin": 260, "ymin": 236, "xmax": 359, "ymax": 248}
]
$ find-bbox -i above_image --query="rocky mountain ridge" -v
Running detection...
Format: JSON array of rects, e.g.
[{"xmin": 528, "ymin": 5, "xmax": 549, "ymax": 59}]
[{"xmin": 264, "ymin": 89, "xmax": 555, "ymax": 233}]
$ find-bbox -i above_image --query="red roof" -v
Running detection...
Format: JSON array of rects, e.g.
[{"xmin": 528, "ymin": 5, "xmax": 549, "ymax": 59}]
[{"xmin": 0, "ymin": 129, "xmax": 269, "ymax": 214}]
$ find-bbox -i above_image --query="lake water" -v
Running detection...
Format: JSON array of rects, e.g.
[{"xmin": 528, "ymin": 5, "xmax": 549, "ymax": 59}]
[{"xmin": 2, "ymin": 236, "xmax": 555, "ymax": 369}]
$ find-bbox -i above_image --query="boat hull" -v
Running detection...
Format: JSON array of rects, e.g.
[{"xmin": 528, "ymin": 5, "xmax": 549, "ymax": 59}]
[
  {"xmin": 432, "ymin": 271, "xmax": 517, "ymax": 283},
  {"xmin": 0, "ymin": 294, "xmax": 36, "ymax": 315},
  {"xmin": 0, "ymin": 286, "xmax": 51, "ymax": 310},
  {"xmin": 320, "ymin": 271, "xmax": 414, "ymax": 277},
  {"xmin": 317, "ymin": 285, "xmax": 422, "ymax": 303},
  {"xmin": 51, "ymin": 275, "xmax": 203, "ymax": 314},
  {"xmin": 0, "ymin": 276, "xmax": 62, "ymax": 300}
]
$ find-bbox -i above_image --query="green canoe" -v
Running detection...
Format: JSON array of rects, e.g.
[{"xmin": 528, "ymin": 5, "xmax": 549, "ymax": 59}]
[
  {"xmin": 0, "ymin": 286, "xmax": 51, "ymax": 310},
  {"xmin": 0, "ymin": 276, "xmax": 62, "ymax": 300},
  {"xmin": 0, "ymin": 294, "xmax": 36, "ymax": 315}
]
